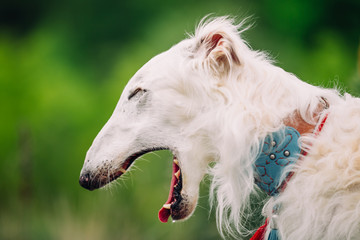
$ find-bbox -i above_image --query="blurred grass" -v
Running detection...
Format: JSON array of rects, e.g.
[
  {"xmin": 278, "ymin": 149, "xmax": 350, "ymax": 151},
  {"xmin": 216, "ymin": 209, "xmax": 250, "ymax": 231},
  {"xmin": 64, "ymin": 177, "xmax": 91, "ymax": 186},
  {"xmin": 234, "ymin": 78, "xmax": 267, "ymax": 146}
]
[{"xmin": 0, "ymin": 0, "xmax": 359, "ymax": 239}]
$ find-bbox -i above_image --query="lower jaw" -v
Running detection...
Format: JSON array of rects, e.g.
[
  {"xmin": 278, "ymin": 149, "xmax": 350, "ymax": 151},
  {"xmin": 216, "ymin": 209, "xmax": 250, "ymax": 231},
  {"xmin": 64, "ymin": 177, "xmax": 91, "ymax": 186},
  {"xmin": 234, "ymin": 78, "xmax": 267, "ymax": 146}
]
[
  {"xmin": 159, "ymin": 191, "xmax": 198, "ymax": 223},
  {"xmin": 171, "ymin": 199, "xmax": 196, "ymax": 222}
]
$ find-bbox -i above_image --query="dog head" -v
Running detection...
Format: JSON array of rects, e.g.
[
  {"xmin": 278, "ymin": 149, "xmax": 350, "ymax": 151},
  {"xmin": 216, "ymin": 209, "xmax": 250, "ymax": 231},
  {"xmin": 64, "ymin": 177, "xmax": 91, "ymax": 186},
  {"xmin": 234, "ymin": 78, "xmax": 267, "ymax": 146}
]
[{"xmin": 79, "ymin": 17, "xmax": 247, "ymax": 223}]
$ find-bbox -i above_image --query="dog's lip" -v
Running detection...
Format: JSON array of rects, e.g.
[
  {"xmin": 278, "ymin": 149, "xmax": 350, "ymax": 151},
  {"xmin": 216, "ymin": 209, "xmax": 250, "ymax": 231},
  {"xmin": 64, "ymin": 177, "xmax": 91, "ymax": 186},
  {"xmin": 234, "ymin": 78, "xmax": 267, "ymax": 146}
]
[
  {"xmin": 121, "ymin": 147, "xmax": 168, "ymax": 173},
  {"xmin": 79, "ymin": 147, "xmax": 168, "ymax": 190}
]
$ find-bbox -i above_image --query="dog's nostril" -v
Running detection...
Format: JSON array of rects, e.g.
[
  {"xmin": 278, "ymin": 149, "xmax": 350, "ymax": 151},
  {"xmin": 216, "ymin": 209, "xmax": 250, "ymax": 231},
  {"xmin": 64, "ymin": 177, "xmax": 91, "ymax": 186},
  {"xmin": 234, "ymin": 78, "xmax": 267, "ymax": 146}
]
[{"xmin": 79, "ymin": 172, "xmax": 93, "ymax": 190}]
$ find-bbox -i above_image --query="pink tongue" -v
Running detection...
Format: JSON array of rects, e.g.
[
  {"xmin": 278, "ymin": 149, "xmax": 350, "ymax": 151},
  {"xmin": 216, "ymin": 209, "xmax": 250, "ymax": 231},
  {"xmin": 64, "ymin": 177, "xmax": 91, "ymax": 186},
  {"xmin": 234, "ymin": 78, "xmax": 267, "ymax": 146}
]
[
  {"xmin": 158, "ymin": 160, "xmax": 179, "ymax": 223},
  {"xmin": 158, "ymin": 206, "xmax": 171, "ymax": 223}
]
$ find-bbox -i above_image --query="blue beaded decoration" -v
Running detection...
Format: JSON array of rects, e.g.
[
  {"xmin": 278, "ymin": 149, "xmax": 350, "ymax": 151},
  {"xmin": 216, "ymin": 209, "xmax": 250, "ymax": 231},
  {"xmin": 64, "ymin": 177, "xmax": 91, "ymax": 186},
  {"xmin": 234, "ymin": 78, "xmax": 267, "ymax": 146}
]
[{"xmin": 254, "ymin": 127, "xmax": 301, "ymax": 196}]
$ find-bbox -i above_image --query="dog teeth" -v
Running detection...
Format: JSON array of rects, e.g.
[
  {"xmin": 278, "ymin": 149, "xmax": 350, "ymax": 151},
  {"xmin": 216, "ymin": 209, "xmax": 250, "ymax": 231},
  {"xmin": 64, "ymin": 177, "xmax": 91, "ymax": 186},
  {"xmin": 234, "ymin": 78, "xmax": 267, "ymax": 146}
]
[
  {"xmin": 175, "ymin": 170, "xmax": 181, "ymax": 179},
  {"xmin": 163, "ymin": 203, "xmax": 171, "ymax": 209},
  {"xmin": 119, "ymin": 167, "xmax": 126, "ymax": 174},
  {"xmin": 173, "ymin": 159, "xmax": 179, "ymax": 166}
]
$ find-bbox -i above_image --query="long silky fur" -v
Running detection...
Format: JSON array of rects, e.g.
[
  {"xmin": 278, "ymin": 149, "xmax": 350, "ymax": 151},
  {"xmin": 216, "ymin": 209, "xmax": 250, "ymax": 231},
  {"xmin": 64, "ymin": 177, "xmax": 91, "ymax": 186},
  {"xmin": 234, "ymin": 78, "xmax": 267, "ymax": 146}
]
[{"xmin": 188, "ymin": 16, "xmax": 357, "ymax": 239}]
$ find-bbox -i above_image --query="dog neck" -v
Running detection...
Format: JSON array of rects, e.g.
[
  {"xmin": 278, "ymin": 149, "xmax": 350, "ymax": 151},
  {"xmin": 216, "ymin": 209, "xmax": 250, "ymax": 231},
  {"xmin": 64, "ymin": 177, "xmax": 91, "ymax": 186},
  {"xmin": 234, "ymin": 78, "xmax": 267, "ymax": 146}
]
[
  {"xmin": 254, "ymin": 97, "xmax": 329, "ymax": 196},
  {"xmin": 283, "ymin": 97, "xmax": 329, "ymax": 135}
]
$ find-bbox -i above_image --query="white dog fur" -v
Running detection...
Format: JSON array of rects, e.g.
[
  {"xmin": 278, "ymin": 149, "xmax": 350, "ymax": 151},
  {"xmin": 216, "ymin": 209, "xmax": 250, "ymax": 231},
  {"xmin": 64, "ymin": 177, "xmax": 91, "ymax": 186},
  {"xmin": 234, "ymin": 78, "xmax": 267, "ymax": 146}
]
[{"xmin": 80, "ymin": 16, "xmax": 360, "ymax": 239}]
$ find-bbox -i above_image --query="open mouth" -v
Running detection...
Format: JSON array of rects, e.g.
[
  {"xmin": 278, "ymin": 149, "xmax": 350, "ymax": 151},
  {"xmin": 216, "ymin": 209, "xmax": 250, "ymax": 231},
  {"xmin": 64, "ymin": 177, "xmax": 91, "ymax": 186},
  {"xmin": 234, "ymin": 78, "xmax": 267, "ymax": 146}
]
[
  {"xmin": 158, "ymin": 156, "xmax": 182, "ymax": 222},
  {"xmin": 79, "ymin": 148, "xmax": 185, "ymax": 223}
]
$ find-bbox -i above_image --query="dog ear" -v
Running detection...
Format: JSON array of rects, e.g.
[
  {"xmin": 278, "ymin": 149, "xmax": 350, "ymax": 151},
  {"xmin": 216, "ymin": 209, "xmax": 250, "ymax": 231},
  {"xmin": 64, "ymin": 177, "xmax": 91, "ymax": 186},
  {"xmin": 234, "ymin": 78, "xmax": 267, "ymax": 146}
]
[{"xmin": 200, "ymin": 32, "xmax": 240, "ymax": 75}]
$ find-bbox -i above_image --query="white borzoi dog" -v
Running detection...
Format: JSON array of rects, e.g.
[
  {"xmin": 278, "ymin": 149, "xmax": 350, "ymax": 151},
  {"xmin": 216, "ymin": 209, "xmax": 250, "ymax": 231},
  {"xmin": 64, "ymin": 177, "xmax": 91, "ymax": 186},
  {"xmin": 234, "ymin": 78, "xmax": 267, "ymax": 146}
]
[{"xmin": 79, "ymin": 17, "xmax": 360, "ymax": 239}]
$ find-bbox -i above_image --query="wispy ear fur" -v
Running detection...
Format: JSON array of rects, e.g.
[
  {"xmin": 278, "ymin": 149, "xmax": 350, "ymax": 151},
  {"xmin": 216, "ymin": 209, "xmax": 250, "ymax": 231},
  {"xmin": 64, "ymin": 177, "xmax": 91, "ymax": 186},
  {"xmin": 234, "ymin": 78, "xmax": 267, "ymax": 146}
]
[{"xmin": 193, "ymin": 16, "xmax": 251, "ymax": 78}]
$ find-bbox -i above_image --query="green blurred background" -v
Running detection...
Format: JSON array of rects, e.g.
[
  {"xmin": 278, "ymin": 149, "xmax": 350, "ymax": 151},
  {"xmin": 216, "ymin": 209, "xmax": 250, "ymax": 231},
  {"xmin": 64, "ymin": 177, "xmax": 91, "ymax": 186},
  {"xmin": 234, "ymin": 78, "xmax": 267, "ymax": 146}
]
[{"xmin": 1, "ymin": 0, "xmax": 359, "ymax": 239}]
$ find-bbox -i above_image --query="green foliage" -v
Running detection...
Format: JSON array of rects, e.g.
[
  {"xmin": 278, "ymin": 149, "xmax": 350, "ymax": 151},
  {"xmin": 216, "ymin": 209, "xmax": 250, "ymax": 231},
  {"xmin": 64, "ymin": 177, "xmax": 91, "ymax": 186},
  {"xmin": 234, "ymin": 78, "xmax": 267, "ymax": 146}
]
[{"xmin": 0, "ymin": 0, "xmax": 359, "ymax": 239}]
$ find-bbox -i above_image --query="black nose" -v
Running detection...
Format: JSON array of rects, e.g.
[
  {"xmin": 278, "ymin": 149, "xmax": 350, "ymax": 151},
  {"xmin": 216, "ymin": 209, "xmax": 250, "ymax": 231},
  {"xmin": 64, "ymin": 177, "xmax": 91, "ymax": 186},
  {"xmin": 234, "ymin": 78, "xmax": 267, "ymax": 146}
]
[{"xmin": 79, "ymin": 172, "xmax": 94, "ymax": 191}]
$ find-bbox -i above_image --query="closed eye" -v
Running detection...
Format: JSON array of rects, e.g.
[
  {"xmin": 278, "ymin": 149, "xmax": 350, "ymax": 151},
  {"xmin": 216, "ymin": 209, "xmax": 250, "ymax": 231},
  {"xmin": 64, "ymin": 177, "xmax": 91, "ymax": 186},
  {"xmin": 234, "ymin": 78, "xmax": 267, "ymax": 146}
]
[{"xmin": 128, "ymin": 88, "xmax": 147, "ymax": 100}]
